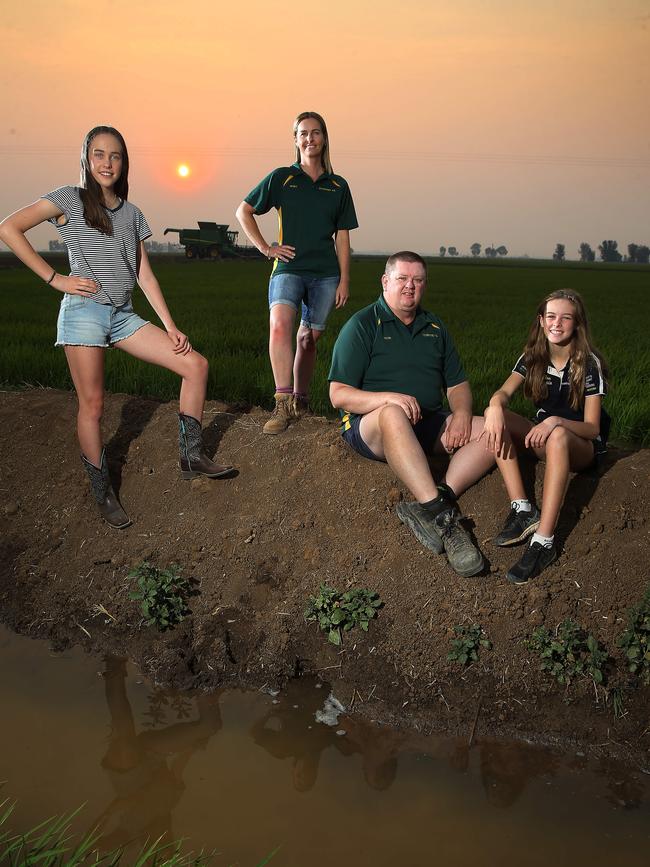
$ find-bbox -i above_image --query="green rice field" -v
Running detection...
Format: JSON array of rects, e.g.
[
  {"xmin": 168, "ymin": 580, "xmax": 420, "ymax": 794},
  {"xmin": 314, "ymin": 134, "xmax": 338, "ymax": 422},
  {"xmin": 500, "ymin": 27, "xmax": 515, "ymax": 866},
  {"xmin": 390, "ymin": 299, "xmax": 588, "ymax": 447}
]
[{"xmin": 1, "ymin": 254, "xmax": 648, "ymax": 446}]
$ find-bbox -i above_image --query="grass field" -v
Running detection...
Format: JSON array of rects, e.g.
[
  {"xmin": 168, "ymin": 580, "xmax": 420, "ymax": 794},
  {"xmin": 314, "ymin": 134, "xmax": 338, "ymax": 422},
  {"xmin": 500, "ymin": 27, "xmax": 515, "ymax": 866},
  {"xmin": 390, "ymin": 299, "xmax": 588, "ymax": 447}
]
[{"xmin": 1, "ymin": 254, "xmax": 648, "ymax": 446}]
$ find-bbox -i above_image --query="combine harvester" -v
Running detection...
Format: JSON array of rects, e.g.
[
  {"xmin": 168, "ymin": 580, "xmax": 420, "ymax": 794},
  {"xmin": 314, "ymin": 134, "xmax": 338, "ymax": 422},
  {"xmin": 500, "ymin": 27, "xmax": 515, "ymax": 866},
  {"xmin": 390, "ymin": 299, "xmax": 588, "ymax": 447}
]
[{"xmin": 164, "ymin": 222, "xmax": 263, "ymax": 260}]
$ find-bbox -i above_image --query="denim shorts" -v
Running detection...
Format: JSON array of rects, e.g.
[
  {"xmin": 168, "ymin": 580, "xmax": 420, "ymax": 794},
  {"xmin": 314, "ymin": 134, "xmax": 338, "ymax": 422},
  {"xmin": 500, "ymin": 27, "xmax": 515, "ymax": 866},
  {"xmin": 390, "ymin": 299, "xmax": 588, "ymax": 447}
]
[
  {"xmin": 268, "ymin": 273, "xmax": 340, "ymax": 331},
  {"xmin": 342, "ymin": 410, "xmax": 451, "ymax": 462},
  {"xmin": 55, "ymin": 295, "xmax": 149, "ymax": 347}
]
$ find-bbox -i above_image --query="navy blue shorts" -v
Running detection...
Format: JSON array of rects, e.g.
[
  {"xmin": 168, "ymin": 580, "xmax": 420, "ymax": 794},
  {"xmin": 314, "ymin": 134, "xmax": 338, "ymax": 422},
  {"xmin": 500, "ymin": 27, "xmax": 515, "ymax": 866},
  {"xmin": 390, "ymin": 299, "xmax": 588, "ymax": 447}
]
[{"xmin": 342, "ymin": 410, "xmax": 450, "ymax": 462}]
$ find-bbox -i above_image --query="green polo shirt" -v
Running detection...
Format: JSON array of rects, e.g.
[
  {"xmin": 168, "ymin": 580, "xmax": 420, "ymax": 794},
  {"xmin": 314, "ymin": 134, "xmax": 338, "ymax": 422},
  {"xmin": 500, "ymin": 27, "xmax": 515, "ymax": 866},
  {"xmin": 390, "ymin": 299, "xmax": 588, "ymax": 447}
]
[
  {"xmin": 244, "ymin": 163, "xmax": 358, "ymax": 277},
  {"xmin": 328, "ymin": 295, "xmax": 467, "ymax": 429}
]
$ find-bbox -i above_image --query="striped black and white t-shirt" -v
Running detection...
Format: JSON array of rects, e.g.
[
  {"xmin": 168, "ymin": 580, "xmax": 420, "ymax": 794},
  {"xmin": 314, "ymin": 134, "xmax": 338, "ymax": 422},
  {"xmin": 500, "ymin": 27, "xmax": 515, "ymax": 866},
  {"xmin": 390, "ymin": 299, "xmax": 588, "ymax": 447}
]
[{"xmin": 42, "ymin": 186, "xmax": 152, "ymax": 307}]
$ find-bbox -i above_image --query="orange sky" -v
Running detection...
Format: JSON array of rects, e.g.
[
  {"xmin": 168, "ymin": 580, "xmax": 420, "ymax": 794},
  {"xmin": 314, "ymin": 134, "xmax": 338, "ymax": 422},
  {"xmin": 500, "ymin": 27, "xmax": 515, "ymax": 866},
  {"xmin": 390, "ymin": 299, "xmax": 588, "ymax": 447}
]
[{"xmin": 1, "ymin": 0, "xmax": 648, "ymax": 257}]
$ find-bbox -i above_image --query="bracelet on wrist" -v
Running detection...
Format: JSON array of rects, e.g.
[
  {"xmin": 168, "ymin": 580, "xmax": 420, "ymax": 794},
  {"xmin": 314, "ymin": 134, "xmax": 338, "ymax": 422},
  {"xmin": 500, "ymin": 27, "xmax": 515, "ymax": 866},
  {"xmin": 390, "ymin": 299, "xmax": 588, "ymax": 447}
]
[{"xmin": 45, "ymin": 270, "xmax": 57, "ymax": 285}]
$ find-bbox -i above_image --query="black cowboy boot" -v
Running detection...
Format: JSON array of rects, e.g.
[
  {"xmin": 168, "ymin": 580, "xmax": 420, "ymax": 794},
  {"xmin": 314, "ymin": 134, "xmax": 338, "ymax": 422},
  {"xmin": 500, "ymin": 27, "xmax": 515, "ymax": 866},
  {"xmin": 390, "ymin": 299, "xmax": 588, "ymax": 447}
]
[
  {"xmin": 81, "ymin": 451, "xmax": 131, "ymax": 529},
  {"xmin": 178, "ymin": 413, "xmax": 233, "ymax": 480}
]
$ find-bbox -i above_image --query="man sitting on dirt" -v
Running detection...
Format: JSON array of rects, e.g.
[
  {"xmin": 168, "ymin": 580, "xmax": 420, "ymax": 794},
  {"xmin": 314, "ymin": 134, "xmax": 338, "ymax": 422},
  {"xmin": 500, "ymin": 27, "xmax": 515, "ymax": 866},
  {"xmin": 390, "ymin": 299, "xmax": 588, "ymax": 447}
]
[{"xmin": 328, "ymin": 251, "xmax": 495, "ymax": 578}]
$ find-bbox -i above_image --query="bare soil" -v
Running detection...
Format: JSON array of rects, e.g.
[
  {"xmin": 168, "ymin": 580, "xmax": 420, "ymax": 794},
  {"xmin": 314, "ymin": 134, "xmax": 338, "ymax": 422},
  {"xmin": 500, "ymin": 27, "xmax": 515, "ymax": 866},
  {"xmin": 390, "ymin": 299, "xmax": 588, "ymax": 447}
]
[{"xmin": 1, "ymin": 389, "xmax": 649, "ymax": 766}]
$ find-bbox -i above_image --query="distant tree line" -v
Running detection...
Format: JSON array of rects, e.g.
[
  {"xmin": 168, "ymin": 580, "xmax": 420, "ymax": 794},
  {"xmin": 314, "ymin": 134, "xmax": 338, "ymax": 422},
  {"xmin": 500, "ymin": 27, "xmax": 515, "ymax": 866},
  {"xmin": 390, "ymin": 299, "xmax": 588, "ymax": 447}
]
[
  {"xmin": 625, "ymin": 243, "xmax": 650, "ymax": 264},
  {"xmin": 553, "ymin": 240, "xmax": 649, "ymax": 264},
  {"xmin": 439, "ymin": 243, "xmax": 508, "ymax": 258},
  {"xmin": 438, "ymin": 240, "xmax": 648, "ymax": 263}
]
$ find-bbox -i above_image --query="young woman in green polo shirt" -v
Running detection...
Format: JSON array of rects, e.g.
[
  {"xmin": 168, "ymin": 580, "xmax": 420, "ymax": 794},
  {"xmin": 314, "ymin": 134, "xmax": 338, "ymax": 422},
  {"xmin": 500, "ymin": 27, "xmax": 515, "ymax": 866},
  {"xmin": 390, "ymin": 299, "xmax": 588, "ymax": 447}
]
[{"xmin": 236, "ymin": 111, "xmax": 358, "ymax": 434}]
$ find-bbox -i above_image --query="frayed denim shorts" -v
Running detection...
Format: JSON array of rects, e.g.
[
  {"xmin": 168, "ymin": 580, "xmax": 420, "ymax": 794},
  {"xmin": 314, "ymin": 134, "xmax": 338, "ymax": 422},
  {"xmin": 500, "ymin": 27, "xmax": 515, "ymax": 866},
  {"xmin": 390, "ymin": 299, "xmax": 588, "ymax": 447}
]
[
  {"xmin": 268, "ymin": 273, "xmax": 340, "ymax": 331},
  {"xmin": 55, "ymin": 295, "xmax": 149, "ymax": 347}
]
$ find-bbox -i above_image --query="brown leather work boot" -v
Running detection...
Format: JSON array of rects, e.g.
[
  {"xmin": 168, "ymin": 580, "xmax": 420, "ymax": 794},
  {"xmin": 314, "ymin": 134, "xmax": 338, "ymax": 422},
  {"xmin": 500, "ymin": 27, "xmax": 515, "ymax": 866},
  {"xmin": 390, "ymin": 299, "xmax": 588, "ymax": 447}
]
[
  {"xmin": 292, "ymin": 395, "xmax": 311, "ymax": 419},
  {"xmin": 263, "ymin": 393, "xmax": 294, "ymax": 435}
]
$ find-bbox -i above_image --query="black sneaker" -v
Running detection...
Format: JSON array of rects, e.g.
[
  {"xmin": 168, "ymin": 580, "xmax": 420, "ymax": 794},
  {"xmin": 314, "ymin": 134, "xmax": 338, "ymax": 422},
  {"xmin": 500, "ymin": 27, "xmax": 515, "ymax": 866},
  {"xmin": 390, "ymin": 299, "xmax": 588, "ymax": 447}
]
[
  {"xmin": 506, "ymin": 541, "xmax": 557, "ymax": 585},
  {"xmin": 494, "ymin": 505, "xmax": 541, "ymax": 547}
]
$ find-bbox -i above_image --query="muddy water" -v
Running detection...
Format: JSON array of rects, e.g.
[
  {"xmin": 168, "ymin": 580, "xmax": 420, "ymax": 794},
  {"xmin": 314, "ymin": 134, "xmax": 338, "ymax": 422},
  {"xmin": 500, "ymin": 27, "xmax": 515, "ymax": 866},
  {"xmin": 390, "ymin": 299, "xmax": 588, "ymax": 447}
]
[{"xmin": 1, "ymin": 625, "xmax": 649, "ymax": 867}]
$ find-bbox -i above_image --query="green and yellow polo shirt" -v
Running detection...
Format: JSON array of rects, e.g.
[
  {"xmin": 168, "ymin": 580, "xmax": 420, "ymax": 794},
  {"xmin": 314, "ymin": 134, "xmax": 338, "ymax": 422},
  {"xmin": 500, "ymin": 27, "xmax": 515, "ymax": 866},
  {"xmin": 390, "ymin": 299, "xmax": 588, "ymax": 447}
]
[
  {"xmin": 328, "ymin": 295, "xmax": 467, "ymax": 430},
  {"xmin": 244, "ymin": 163, "xmax": 358, "ymax": 277}
]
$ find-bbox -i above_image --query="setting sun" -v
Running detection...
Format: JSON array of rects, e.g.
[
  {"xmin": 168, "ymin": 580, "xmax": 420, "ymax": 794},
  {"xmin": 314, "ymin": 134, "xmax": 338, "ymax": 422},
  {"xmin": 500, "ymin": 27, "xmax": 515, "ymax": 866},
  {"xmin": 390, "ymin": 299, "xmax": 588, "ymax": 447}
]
[{"xmin": 177, "ymin": 164, "xmax": 190, "ymax": 178}]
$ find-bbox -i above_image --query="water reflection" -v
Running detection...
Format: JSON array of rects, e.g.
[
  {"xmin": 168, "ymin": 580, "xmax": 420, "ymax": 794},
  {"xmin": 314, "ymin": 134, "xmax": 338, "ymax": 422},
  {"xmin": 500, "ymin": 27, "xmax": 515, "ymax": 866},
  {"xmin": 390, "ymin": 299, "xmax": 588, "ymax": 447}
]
[
  {"xmin": 92, "ymin": 657, "xmax": 223, "ymax": 853},
  {"xmin": 1, "ymin": 627, "xmax": 648, "ymax": 867},
  {"xmin": 250, "ymin": 679, "xmax": 565, "ymax": 804},
  {"xmin": 475, "ymin": 739, "xmax": 559, "ymax": 808},
  {"xmin": 598, "ymin": 757, "xmax": 646, "ymax": 811},
  {"xmin": 251, "ymin": 679, "xmax": 332, "ymax": 793}
]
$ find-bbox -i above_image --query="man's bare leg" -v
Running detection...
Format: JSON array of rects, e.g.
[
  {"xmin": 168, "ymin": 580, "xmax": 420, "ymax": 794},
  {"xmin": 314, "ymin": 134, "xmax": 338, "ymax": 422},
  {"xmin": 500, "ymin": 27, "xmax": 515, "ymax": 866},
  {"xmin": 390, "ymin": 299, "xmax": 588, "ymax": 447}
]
[
  {"xmin": 359, "ymin": 405, "xmax": 483, "ymax": 575},
  {"xmin": 435, "ymin": 416, "xmax": 496, "ymax": 496},
  {"xmin": 359, "ymin": 404, "xmax": 438, "ymax": 502}
]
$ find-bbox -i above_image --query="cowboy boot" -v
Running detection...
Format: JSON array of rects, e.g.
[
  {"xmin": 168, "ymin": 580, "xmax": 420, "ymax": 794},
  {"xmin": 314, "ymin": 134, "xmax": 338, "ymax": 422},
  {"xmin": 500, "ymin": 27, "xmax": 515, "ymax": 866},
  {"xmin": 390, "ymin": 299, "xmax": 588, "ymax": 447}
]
[
  {"xmin": 81, "ymin": 450, "xmax": 131, "ymax": 529},
  {"xmin": 178, "ymin": 413, "xmax": 233, "ymax": 480}
]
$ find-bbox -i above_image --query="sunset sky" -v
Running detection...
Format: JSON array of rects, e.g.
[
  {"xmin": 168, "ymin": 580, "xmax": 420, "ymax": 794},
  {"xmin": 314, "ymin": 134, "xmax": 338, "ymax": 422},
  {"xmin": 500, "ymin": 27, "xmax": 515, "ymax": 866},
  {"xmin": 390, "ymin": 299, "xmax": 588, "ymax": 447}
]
[{"xmin": 1, "ymin": 0, "xmax": 648, "ymax": 258}]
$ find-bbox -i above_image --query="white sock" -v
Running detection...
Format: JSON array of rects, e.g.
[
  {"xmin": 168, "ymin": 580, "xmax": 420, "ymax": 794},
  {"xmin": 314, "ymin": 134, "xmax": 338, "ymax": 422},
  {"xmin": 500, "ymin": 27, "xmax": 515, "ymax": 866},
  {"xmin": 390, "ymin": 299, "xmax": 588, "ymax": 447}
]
[
  {"xmin": 531, "ymin": 532, "xmax": 554, "ymax": 548},
  {"xmin": 512, "ymin": 499, "xmax": 532, "ymax": 512}
]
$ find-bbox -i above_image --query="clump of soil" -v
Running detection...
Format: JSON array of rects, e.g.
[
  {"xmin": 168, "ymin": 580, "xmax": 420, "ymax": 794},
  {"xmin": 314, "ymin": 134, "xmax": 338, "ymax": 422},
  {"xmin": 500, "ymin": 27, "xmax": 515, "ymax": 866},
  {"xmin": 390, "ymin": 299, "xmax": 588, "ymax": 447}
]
[{"xmin": 1, "ymin": 389, "xmax": 649, "ymax": 765}]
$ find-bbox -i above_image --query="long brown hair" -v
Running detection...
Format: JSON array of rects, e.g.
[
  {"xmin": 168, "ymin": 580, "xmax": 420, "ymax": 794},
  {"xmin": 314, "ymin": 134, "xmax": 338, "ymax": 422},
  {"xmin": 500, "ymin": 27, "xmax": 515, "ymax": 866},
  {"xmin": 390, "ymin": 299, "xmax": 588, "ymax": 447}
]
[
  {"xmin": 292, "ymin": 111, "xmax": 333, "ymax": 174},
  {"xmin": 522, "ymin": 289, "xmax": 608, "ymax": 410},
  {"xmin": 79, "ymin": 126, "xmax": 130, "ymax": 235}
]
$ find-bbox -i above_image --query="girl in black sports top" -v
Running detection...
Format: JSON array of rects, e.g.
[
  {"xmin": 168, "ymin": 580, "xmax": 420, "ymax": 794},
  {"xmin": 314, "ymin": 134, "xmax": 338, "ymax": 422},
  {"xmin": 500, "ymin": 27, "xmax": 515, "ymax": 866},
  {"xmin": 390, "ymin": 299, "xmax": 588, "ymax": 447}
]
[
  {"xmin": 0, "ymin": 125, "xmax": 231, "ymax": 528},
  {"xmin": 480, "ymin": 289, "xmax": 609, "ymax": 584}
]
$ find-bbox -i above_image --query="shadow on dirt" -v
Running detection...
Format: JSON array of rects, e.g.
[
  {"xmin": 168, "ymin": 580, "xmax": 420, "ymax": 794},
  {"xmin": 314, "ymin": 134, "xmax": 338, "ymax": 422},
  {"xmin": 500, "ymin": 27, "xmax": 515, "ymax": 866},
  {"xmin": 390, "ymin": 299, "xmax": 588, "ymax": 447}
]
[
  {"xmin": 0, "ymin": 540, "xmax": 26, "ymax": 593},
  {"xmin": 107, "ymin": 397, "xmax": 163, "ymax": 493},
  {"xmin": 557, "ymin": 447, "xmax": 631, "ymax": 541},
  {"xmin": 201, "ymin": 403, "xmax": 245, "ymax": 459}
]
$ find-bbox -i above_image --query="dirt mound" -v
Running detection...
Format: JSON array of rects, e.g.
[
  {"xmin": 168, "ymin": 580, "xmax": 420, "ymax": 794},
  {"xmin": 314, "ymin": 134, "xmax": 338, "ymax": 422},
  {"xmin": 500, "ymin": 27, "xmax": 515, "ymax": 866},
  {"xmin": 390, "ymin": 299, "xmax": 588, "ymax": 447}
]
[{"xmin": 1, "ymin": 389, "xmax": 649, "ymax": 764}]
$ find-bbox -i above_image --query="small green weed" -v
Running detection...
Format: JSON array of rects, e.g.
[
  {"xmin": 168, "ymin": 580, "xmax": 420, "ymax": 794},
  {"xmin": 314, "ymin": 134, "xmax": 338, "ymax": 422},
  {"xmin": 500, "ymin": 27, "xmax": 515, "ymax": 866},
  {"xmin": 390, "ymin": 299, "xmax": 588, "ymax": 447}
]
[
  {"xmin": 130, "ymin": 562, "xmax": 191, "ymax": 631},
  {"xmin": 617, "ymin": 584, "xmax": 650, "ymax": 685},
  {"xmin": 609, "ymin": 686, "xmax": 626, "ymax": 719},
  {"xmin": 527, "ymin": 619, "xmax": 609, "ymax": 685},
  {"xmin": 304, "ymin": 584, "xmax": 383, "ymax": 646},
  {"xmin": 447, "ymin": 623, "xmax": 492, "ymax": 667}
]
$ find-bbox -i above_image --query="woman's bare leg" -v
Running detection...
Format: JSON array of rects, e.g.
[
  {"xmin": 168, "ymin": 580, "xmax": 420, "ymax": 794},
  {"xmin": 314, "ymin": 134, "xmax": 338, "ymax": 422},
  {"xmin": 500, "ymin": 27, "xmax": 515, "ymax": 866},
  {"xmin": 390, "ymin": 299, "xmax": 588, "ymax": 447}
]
[
  {"xmin": 115, "ymin": 324, "xmax": 208, "ymax": 420},
  {"xmin": 293, "ymin": 326, "xmax": 323, "ymax": 396},
  {"xmin": 268, "ymin": 304, "xmax": 297, "ymax": 390},
  {"xmin": 491, "ymin": 411, "xmax": 535, "ymax": 502},
  {"xmin": 534, "ymin": 427, "xmax": 595, "ymax": 536},
  {"xmin": 64, "ymin": 345, "xmax": 106, "ymax": 465},
  {"xmin": 116, "ymin": 324, "xmax": 232, "ymax": 477}
]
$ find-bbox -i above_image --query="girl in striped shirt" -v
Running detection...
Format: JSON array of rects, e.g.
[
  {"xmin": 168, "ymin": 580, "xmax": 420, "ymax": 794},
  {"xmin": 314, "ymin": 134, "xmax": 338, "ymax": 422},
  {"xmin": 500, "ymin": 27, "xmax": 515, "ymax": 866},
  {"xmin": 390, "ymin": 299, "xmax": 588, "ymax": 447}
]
[{"xmin": 0, "ymin": 125, "xmax": 232, "ymax": 528}]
